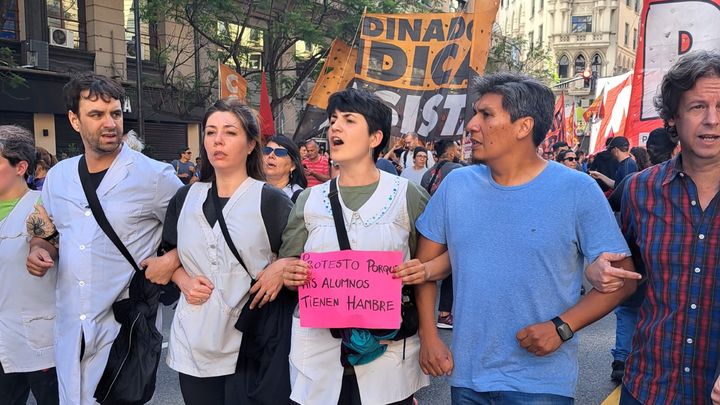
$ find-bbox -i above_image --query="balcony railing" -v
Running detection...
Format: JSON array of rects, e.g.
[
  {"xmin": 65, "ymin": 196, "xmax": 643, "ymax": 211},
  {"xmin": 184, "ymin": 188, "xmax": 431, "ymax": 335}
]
[{"xmin": 552, "ymin": 32, "xmax": 611, "ymax": 46}]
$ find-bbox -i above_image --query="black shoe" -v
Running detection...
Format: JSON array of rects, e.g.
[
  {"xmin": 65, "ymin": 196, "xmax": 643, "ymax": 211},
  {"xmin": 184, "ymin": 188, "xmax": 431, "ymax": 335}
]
[{"xmin": 611, "ymin": 360, "xmax": 625, "ymax": 383}]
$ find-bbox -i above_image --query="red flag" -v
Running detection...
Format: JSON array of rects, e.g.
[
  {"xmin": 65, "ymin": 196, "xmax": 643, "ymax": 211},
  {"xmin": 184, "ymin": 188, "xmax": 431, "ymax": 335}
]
[
  {"xmin": 593, "ymin": 74, "xmax": 632, "ymax": 153},
  {"xmin": 566, "ymin": 102, "xmax": 577, "ymax": 148},
  {"xmin": 541, "ymin": 93, "xmax": 566, "ymax": 152},
  {"xmin": 597, "ymin": 98, "xmax": 605, "ymax": 120},
  {"xmin": 259, "ymin": 71, "xmax": 275, "ymax": 138},
  {"xmin": 583, "ymin": 91, "xmax": 603, "ymax": 122}
]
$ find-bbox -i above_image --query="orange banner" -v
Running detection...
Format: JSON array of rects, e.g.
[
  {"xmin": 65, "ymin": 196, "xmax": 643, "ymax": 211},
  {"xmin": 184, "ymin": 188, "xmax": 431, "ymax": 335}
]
[{"xmin": 219, "ymin": 62, "xmax": 247, "ymax": 101}]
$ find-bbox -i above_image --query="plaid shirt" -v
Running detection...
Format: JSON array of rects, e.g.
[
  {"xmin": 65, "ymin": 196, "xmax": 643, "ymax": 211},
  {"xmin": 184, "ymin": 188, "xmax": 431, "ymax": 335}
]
[{"xmin": 621, "ymin": 156, "xmax": 720, "ymax": 405}]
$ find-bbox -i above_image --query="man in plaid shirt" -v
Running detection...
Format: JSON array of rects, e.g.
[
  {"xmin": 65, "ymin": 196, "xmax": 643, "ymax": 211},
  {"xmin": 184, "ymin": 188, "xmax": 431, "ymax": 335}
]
[{"xmin": 587, "ymin": 50, "xmax": 720, "ymax": 404}]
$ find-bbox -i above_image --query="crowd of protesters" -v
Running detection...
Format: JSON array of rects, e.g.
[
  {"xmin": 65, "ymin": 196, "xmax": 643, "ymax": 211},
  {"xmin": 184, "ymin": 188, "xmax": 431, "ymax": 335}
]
[{"xmin": 1, "ymin": 49, "xmax": 719, "ymax": 405}]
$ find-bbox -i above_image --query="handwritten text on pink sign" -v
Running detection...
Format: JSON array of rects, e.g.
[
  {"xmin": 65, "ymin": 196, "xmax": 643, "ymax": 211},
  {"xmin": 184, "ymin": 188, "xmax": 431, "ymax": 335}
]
[{"xmin": 298, "ymin": 250, "xmax": 403, "ymax": 329}]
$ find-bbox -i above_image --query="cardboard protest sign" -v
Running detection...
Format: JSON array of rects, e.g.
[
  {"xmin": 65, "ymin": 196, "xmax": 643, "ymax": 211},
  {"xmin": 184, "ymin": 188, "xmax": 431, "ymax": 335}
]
[{"xmin": 298, "ymin": 250, "xmax": 403, "ymax": 329}]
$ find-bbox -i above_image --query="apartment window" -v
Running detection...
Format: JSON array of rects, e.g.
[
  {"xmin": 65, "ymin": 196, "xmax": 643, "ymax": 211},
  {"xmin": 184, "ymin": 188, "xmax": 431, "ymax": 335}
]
[
  {"xmin": 558, "ymin": 55, "xmax": 569, "ymax": 78},
  {"xmin": 635, "ymin": 0, "xmax": 640, "ymax": 12},
  {"xmin": 626, "ymin": 0, "xmax": 631, "ymax": 6},
  {"xmin": 218, "ymin": 22, "xmax": 264, "ymax": 70},
  {"xmin": 574, "ymin": 54, "xmax": 586, "ymax": 75},
  {"xmin": 571, "ymin": 16, "xmax": 592, "ymax": 33},
  {"xmin": 591, "ymin": 53, "xmax": 602, "ymax": 76},
  {"xmin": 624, "ymin": 23, "xmax": 630, "ymax": 46},
  {"xmin": 539, "ymin": 0, "xmax": 544, "ymax": 10},
  {"xmin": 538, "ymin": 25, "xmax": 543, "ymax": 47},
  {"xmin": 531, "ymin": 0, "xmax": 535, "ymax": 15},
  {"xmin": 124, "ymin": 0, "xmax": 157, "ymax": 60},
  {"xmin": 47, "ymin": 0, "xmax": 86, "ymax": 49},
  {"xmin": 633, "ymin": 28, "xmax": 638, "ymax": 49},
  {"xmin": 0, "ymin": 0, "xmax": 19, "ymax": 39}
]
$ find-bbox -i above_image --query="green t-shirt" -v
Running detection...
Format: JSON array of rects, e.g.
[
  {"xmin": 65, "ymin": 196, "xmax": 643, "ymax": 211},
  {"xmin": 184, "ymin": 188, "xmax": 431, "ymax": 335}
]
[
  {"xmin": 279, "ymin": 180, "xmax": 429, "ymax": 258},
  {"xmin": 0, "ymin": 198, "xmax": 21, "ymax": 221}
]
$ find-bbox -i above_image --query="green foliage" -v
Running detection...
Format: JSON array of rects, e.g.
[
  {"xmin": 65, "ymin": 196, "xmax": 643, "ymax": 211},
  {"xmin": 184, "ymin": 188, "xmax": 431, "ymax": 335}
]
[
  {"xmin": 485, "ymin": 34, "xmax": 556, "ymax": 84},
  {"xmin": 0, "ymin": 47, "xmax": 27, "ymax": 93},
  {"xmin": 145, "ymin": 0, "xmax": 431, "ymax": 116}
]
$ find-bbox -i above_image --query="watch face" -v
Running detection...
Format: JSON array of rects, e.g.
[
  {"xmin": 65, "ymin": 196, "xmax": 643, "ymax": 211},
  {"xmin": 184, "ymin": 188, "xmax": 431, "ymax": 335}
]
[{"xmin": 558, "ymin": 324, "xmax": 574, "ymax": 341}]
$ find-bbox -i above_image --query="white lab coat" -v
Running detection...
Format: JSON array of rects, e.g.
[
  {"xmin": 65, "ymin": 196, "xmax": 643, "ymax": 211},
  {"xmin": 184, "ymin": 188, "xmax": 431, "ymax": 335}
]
[
  {"xmin": 289, "ymin": 171, "xmax": 429, "ymax": 405},
  {"xmin": 41, "ymin": 145, "xmax": 181, "ymax": 404},
  {"xmin": 166, "ymin": 179, "xmax": 276, "ymax": 377},
  {"xmin": 0, "ymin": 190, "xmax": 57, "ymax": 373}
]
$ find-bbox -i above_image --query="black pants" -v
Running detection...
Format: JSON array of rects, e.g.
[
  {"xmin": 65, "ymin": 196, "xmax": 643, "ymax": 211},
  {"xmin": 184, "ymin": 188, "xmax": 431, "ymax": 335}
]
[
  {"xmin": 337, "ymin": 373, "xmax": 414, "ymax": 405},
  {"xmin": 0, "ymin": 362, "xmax": 59, "ymax": 405},
  {"xmin": 438, "ymin": 274, "xmax": 453, "ymax": 313},
  {"xmin": 179, "ymin": 372, "xmax": 228, "ymax": 405}
]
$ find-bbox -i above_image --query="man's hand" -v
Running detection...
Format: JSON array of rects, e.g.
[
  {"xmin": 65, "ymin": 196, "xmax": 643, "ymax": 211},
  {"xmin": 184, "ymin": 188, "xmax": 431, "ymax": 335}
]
[
  {"xmin": 178, "ymin": 274, "xmax": 214, "ymax": 305},
  {"xmin": 27, "ymin": 246, "xmax": 54, "ymax": 277},
  {"xmin": 585, "ymin": 252, "xmax": 640, "ymax": 293},
  {"xmin": 141, "ymin": 249, "xmax": 180, "ymax": 285},
  {"xmin": 283, "ymin": 258, "xmax": 311, "ymax": 290},
  {"xmin": 419, "ymin": 333, "xmax": 454, "ymax": 376},
  {"xmin": 712, "ymin": 374, "xmax": 720, "ymax": 404},
  {"xmin": 516, "ymin": 321, "xmax": 563, "ymax": 356},
  {"xmin": 393, "ymin": 259, "xmax": 427, "ymax": 285},
  {"xmin": 249, "ymin": 258, "xmax": 291, "ymax": 309}
]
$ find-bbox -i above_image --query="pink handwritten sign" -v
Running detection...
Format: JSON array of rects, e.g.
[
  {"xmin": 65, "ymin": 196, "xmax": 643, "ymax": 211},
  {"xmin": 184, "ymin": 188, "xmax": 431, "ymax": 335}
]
[{"xmin": 298, "ymin": 250, "xmax": 403, "ymax": 329}]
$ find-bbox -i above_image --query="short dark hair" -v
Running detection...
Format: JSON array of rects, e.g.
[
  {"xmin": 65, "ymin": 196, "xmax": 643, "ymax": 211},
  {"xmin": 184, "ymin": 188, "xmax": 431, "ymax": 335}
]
[
  {"xmin": 556, "ymin": 149, "xmax": 576, "ymax": 163},
  {"xmin": 266, "ymin": 134, "xmax": 308, "ymax": 188},
  {"xmin": 177, "ymin": 147, "xmax": 190, "ymax": 156},
  {"xmin": 472, "ymin": 73, "xmax": 555, "ymax": 147},
  {"xmin": 326, "ymin": 88, "xmax": 391, "ymax": 161},
  {"xmin": 64, "ymin": 73, "xmax": 125, "ymax": 115},
  {"xmin": 199, "ymin": 99, "xmax": 265, "ymax": 182},
  {"xmin": 655, "ymin": 50, "xmax": 720, "ymax": 134},
  {"xmin": 0, "ymin": 125, "xmax": 36, "ymax": 178},
  {"xmin": 435, "ymin": 139, "xmax": 457, "ymax": 157},
  {"xmin": 630, "ymin": 146, "xmax": 651, "ymax": 170},
  {"xmin": 645, "ymin": 127, "xmax": 677, "ymax": 165}
]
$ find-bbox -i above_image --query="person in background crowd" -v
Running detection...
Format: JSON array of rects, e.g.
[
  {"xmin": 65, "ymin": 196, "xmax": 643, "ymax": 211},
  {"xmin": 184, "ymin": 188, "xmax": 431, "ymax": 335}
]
[
  {"xmin": 576, "ymin": 150, "xmax": 588, "ymax": 172},
  {"xmin": 551, "ymin": 141, "xmax": 570, "ymax": 160},
  {"xmin": 604, "ymin": 127, "xmax": 679, "ymax": 385},
  {"xmin": 157, "ymin": 100, "xmax": 294, "ymax": 405},
  {"xmin": 557, "ymin": 149, "xmax": 579, "ymax": 170},
  {"xmin": 31, "ymin": 146, "xmax": 58, "ymax": 191},
  {"xmin": 586, "ymin": 50, "xmax": 720, "ymax": 405},
  {"xmin": 25, "ymin": 73, "xmax": 182, "ymax": 404},
  {"xmin": 629, "ymin": 147, "xmax": 651, "ymax": 171},
  {"xmin": 302, "ymin": 139, "xmax": 330, "ymax": 187},
  {"xmin": 171, "ymin": 146, "xmax": 196, "ymax": 185},
  {"xmin": 400, "ymin": 146, "xmax": 430, "ymax": 185},
  {"xmin": 298, "ymin": 143, "xmax": 308, "ymax": 160},
  {"xmin": 588, "ymin": 137, "xmax": 620, "ymax": 192},
  {"xmin": 0, "ymin": 125, "xmax": 59, "ymax": 405},
  {"xmin": 386, "ymin": 132, "xmax": 436, "ymax": 170},
  {"xmin": 414, "ymin": 73, "xmax": 637, "ymax": 404},
  {"xmin": 420, "ymin": 139, "xmax": 463, "ymax": 330},
  {"xmin": 590, "ymin": 136, "xmax": 638, "ymax": 189},
  {"xmin": 194, "ymin": 156, "xmax": 202, "ymax": 180},
  {"xmin": 375, "ymin": 156, "xmax": 399, "ymax": 175},
  {"xmin": 281, "ymin": 88, "xmax": 430, "ymax": 405},
  {"xmin": 263, "ymin": 134, "xmax": 308, "ymax": 202},
  {"xmin": 122, "ymin": 129, "xmax": 144, "ymax": 152}
]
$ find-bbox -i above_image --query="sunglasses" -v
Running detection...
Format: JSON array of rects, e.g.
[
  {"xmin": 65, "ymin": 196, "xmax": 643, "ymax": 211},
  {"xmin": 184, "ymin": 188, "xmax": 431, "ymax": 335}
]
[
  {"xmin": 564, "ymin": 157, "xmax": 577, "ymax": 162},
  {"xmin": 262, "ymin": 146, "xmax": 289, "ymax": 157}
]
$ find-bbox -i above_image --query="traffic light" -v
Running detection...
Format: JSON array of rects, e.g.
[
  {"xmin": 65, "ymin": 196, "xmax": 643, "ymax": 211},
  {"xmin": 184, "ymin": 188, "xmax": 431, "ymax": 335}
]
[{"xmin": 582, "ymin": 68, "xmax": 593, "ymax": 87}]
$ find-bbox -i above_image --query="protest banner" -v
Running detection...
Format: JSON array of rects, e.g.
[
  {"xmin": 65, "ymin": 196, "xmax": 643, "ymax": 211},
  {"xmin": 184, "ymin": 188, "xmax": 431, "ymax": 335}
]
[
  {"xmin": 298, "ymin": 250, "xmax": 403, "ymax": 329},
  {"xmin": 294, "ymin": 2, "xmax": 499, "ymax": 142},
  {"xmin": 624, "ymin": 0, "xmax": 720, "ymax": 146}
]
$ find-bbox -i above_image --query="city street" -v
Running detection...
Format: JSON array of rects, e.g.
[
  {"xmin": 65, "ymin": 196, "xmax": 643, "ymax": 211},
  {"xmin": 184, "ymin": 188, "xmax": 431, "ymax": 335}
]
[{"xmin": 144, "ymin": 305, "xmax": 620, "ymax": 405}]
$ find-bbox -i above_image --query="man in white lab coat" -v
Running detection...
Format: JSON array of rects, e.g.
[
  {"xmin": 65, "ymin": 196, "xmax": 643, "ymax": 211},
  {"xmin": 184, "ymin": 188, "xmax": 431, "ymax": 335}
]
[{"xmin": 26, "ymin": 73, "xmax": 182, "ymax": 404}]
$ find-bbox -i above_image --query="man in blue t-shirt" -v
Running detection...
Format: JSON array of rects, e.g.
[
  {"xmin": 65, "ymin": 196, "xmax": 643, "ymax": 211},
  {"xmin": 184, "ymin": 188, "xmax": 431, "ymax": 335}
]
[
  {"xmin": 589, "ymin": 136, "xmax": 638, "ymax": 191},
  {"xmin": 414, "ymin": 73, "xmax": 640, "ymax": 404}
]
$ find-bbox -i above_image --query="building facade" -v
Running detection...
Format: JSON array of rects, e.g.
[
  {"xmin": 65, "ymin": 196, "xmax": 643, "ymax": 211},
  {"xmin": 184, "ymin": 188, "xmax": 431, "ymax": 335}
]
[
  {"xmin": 496, "ymin": 0, "xmax": 641, "ymax": 104},
  {"xmin": 0, "ymin": 0, "xmax": 206, "ymax": 161}
]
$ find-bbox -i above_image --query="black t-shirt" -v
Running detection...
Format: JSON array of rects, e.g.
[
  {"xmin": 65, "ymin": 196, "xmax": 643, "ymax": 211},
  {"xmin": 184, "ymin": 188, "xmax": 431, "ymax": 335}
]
[
  {"xmin": 89, "ymin": 169, "xmax": 109, "ymax": 190},
  {"xmin": 161, "ymin": 182, "xmax": 292, "ymax": 254}
]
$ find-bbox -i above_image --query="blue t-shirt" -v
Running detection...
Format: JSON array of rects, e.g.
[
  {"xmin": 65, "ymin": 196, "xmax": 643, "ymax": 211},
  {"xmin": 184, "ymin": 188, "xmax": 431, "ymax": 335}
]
[
  {"xmin": 416, "ymin": 162, "xmax": 630, "ymax": 398},
  {"xmin": 614, "ymin": 157, "xmax": 638, "ymax": 185}
]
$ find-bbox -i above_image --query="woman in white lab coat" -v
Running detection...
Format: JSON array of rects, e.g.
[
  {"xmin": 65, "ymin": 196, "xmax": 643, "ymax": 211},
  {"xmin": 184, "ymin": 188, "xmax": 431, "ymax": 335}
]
[
  {"xmin": 162, "ymin": 99, "xmax": 293, "ymax": 404},
  {"xmin": 0, "ymin": 125, "xmax": 58, "ymax": 404}
]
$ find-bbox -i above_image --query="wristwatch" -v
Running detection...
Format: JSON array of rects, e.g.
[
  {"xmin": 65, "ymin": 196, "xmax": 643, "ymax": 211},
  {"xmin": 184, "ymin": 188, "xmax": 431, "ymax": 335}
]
[{"xmin": 551, "ymin": 316, "xmax": 574, "ymax": 342}]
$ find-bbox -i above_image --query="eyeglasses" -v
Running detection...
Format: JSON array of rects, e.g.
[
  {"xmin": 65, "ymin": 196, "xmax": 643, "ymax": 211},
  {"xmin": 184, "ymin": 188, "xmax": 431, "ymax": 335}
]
[
  {"xmin": 564, "ymin": 157, "xmax": 577, "ymax": 162},
  {"xmin": 416, "ymin": 154, "xmax": 428, "ymax": 159},
  {"xmin": 262, "ymin": 146, "xmax": 289, "ymax": 157}
]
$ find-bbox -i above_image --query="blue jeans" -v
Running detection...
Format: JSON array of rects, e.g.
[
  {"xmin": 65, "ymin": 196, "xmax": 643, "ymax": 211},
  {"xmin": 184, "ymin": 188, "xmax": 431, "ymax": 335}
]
[
  {"xmin": 451, "ymin": 387, "xmax": 574, "ymax": 405},
  {"xmin": 619, "ymin": 385, "xmax": 643, "ymax": 405},
  {"xmin": 612, "ymin": 305, "xmax": 640, "ymax": 361}
]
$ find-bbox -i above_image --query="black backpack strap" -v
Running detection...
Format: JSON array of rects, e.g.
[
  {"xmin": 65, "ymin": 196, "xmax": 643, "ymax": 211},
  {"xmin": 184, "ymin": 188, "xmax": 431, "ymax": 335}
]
[
  {"xmin": 328, "ymin": 178, "xmax": 351, "ymax": 251},
  {"xmin": 425, "ymin": 160, "xmax": 448, "ymax": 194},
  {"xmin": 78, "ymin": 156, "xmax": 142, "ymax": 273},
  {"xmin": 211, "ymin": 181, "xmax": 251, "ymax": 277}
]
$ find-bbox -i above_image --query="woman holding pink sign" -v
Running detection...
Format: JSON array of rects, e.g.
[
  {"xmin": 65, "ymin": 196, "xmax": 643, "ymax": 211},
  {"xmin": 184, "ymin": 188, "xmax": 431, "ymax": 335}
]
[{"xmin": 281, "ymin": 88, "xmax": 430, "ymax": 405}]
